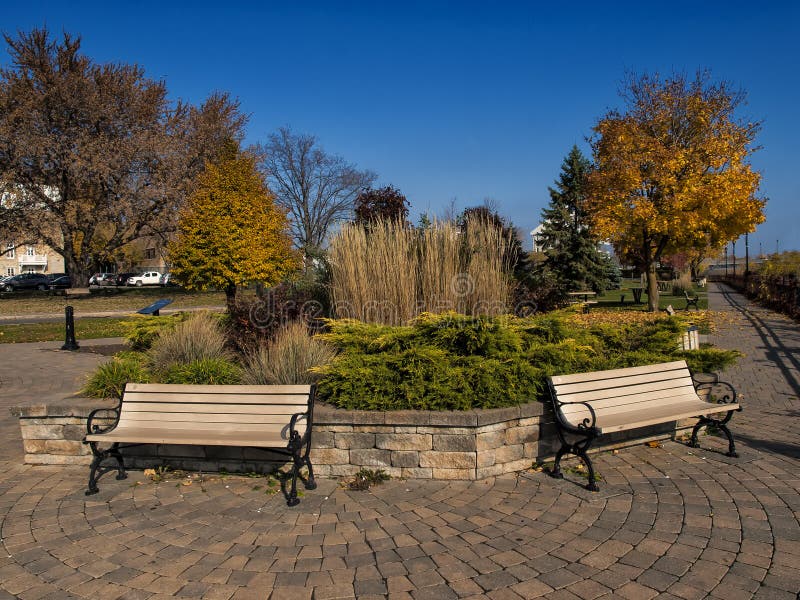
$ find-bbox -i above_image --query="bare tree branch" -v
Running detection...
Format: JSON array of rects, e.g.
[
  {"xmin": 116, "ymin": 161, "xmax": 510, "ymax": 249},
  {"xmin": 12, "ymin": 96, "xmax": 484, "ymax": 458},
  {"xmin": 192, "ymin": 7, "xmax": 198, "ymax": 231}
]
[{"xmin": 258, "ymin": 127, "xmax": 376, "ymax": 252}]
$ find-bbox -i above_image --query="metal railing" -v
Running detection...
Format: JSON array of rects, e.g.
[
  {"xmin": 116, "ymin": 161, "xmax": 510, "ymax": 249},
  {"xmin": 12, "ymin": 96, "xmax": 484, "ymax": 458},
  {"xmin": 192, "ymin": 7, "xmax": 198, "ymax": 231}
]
[{"xmin": 718, "ymin": 273, "xmax": 800, "ymax": 320}]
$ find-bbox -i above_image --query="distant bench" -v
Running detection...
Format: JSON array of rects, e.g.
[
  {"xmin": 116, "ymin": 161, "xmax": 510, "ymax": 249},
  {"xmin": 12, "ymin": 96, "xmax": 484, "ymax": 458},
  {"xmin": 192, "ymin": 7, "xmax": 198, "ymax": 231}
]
[
  {"xmin": 84, "ymin": 383, "xmax": 317, "ymax": 506},
  {"xmin": 547, "ymin": 360, "xmax": 740, "ymax": 491}
]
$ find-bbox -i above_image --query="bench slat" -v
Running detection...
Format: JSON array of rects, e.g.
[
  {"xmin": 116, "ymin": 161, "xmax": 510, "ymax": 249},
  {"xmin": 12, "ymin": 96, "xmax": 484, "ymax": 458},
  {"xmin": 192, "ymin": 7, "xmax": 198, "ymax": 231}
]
[
  {"xmin": 553, "ymin": 370, "xmax": 693, "ymax": 396},
  {"xmin": 125, "ymin": 383, "xmax": 312, "ymax": 394},
  {"xmin": 119, "ymin": 402, "xmax": 306, "ymax": 416},
  {"xmin": 562, "ymin": 400, "xmax": 740, "ymax": 432},
  {"xmin": 120, "ymin": 392, "xmax": 310, "ymax": 406},
  {"xmin": 562, "ymin": 394, "xmax": 710, "ymax": 423},
  {"xmin": 118, "ymin": 412, "xmax": 300, "ymax": 425},
  {"xmin": 556, "ymin": 380, "xmax": 696, "ymax": 405},
  {"xmin": 560, "ymin": 389, "xmax": 701, "ymax": 416},
  {"xmin": 112, "ymin": 420, "xmax": 289, "ymax": 433},
  {"xmin": 595, "ymin": 401, "xmax": 739, "ymax": 433},
  {"xmin": 86, "ymin": 428, "xmax": 288, "ymax": 446},
  {"xmin": 550, "ymin": 360, "xmax": 688, "ymax": 386}
]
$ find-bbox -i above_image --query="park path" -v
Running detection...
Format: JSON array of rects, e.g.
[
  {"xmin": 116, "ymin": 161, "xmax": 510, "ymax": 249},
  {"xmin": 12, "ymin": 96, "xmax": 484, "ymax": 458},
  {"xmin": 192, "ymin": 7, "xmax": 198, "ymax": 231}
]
[{"xmin": 0, "ymin": 282, "xmax": 796, "ymax": 599}]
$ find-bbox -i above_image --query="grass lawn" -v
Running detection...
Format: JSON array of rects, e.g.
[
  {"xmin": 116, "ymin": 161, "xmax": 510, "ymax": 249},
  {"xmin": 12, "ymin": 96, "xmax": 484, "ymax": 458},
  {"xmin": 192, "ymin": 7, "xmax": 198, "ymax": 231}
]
[
  {"xmin": 594, "ymin": 280, "xmax": 708, "ymax": 311},
  {"xmin": 0, "ymin": 317, "xmax": 133, "ymax": 343},
  {"xmin": 0, "ymin": 288, "xmax": 226, "ymax": 316}
]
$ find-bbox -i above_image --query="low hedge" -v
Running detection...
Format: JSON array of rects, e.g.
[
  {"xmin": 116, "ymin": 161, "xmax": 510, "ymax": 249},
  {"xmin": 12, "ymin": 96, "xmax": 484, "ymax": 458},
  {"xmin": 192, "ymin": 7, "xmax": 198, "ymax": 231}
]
[{"xmin": 315, "ymin": 311, "xmax": 739, "ymax": 411}]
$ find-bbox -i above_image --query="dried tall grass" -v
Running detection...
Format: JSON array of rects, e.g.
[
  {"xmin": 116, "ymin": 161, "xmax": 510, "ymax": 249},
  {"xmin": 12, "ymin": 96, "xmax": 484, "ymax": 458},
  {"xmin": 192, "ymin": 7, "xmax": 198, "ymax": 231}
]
[
  {"xmin": 241, "ymin": 321, "xmax": 337, "ymax": 385},
  {"xmin": 148, "ymin": 312, "xmax": 231, "ymax": 371},
  {"xmin": 671, "ymin": 271, "xmax": 694, "ymax": 296},
  {"xmin": 328, "ymin": 218, "xmax": 515, "ymax": 324}
]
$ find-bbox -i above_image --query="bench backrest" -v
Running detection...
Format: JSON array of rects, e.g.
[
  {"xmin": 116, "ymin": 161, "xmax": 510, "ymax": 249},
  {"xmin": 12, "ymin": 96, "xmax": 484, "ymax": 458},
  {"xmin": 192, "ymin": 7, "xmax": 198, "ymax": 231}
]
[
  {"xmin": 549, "ymin": 361, "xmax": 698, "ymax": 427},
  {"xmin": 116, "ymin": 383, "xmax": 314, "ymax": 436}
]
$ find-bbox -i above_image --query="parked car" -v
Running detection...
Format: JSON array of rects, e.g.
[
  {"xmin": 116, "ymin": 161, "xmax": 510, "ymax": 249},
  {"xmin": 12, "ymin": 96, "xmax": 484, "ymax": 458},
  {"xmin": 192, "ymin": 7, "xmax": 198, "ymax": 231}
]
[
  {"xmin": 89, "ymin": 272, "xmax": 115, "ymax": 286},
  {"xmin": 159, "ymin": 273, "xmax": 179, "ymax": 287},
  {"xmin": 48, "ymin": 274, "xmax": 72, "ymax": 289},
  {"xmin": 127, "ymin": 271, "xmax": 162, "ymax": 286},
  {"xmin": 114, "ymin": 272, "xmax": 138, "ymax": 286},
  {"xmin": 1, "ymin": 273, "xmax": 51, "ymax": 291}
]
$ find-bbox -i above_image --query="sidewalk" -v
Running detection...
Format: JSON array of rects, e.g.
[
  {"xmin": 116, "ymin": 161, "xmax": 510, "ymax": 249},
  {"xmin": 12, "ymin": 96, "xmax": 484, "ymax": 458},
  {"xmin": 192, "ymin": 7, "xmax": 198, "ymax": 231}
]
[
  {"xmin": 0, "ymin": 305, "xmax": 224, "ymax": 324},
  {"xmin": 0, "ymin": 283, "xmax": 797, "ymax": 599}
]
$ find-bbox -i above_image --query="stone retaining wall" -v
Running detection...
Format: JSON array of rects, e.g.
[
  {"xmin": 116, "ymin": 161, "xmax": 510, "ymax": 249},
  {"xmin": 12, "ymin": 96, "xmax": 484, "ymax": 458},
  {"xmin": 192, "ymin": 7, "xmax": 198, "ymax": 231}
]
[{"xmin": 11, "ymin": 399, "xmax": 695, "ymax": 479}]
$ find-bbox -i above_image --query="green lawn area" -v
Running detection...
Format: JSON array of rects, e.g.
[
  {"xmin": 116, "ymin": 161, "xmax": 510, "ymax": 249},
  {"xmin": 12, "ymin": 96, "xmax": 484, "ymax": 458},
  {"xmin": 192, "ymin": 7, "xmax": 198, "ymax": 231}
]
[
  {"xmin": 594, "ymin": 279, "xmax": 708, "ymax": 311},
  {"xmin": 0, "ymin": 288, "xmax": 226, "ymax": 315},
  {"xmin": 0, "ymin": 317, "xmax": 133, "ymax": 343}
]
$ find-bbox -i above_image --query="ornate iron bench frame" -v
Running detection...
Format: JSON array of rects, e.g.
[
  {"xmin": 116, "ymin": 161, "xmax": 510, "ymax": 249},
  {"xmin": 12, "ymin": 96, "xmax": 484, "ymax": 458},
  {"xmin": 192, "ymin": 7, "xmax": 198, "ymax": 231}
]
[{"xmin": 684, "ymin": 290, "xmax": 700, "ymax": 310}]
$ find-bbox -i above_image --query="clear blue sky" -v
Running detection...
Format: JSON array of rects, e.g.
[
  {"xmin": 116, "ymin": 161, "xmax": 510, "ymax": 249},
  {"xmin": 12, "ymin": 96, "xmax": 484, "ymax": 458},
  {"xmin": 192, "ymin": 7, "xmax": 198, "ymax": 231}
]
[{"xmin": 2, "ymin": 1, "xmax": 798, "ymax": 254}]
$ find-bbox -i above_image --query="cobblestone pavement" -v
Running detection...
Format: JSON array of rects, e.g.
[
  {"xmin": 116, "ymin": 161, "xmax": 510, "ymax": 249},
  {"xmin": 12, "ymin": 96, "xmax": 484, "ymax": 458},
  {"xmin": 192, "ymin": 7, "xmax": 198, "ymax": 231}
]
[
  {"xmin": 0, "ymin": 339, "xmax": 122, "ymax": 462},
  {"xmin": 0, "ymin": 284, "xmax": 798, "ymax": 599}
]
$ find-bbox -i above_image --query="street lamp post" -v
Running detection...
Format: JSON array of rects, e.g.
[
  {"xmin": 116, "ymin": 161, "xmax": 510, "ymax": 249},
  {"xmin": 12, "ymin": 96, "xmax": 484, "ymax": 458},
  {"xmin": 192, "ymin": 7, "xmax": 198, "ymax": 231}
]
[
  {"xmin": 724, "ymin": 245, "xmax": 728, "ymax": 277},
  {"xmin": 732, "ymin": 241, "xmax": 737, "ymax": 277},
  {"xmin": 745, "ymin": 232, "xmax": 750, "ymax": 277}
]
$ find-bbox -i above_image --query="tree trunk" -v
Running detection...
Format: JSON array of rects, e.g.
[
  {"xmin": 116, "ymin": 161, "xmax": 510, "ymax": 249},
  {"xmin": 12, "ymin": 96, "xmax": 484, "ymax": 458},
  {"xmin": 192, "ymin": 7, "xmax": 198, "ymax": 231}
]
[
  {"xmin": 61, "ymin": 241, "xmax": 90, "ymax": 287},
  {"xmin": 646, "ymin": 262, "xmax": 660, "ymax": 312},
  {"xmin": 225, "ymin": 283, "xmax": 238, "ymax": 314}
]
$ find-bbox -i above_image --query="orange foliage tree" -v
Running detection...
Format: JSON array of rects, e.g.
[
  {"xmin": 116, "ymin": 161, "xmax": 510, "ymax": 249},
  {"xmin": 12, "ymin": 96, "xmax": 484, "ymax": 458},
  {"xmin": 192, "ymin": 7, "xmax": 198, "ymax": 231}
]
[
  {"xmin": 169, "ymin": 142, "xmax": 299, "ymax": 312},
  {"xmin": 586, "ymin": 71, "xmax": 765, "ymax": 310}
]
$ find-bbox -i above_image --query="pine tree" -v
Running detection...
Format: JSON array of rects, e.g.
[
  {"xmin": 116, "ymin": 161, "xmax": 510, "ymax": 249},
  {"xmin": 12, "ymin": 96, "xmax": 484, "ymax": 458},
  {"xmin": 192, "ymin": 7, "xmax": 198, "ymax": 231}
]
[
  {"xmin": 537, "ymin": 146, "xmax": 610, "ymax": 297},
  {"xmin": 169, "ymin": 141, "xmax": 300, "ymax": 312}
]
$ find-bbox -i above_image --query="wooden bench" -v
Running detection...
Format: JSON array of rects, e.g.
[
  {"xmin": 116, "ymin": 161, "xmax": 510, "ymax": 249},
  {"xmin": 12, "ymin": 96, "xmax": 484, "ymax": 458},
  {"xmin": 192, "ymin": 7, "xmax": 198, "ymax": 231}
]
[
  {"xmin": 547, "ymin": 361, "xmax": 740, "ymax": 491},
  {"xmin": 84, "ymin": 383, "xmax": 317, "ymax": 506},
  {"xmin": 684, "ymin": 290, "xmax": 700, "ymax": 310}
]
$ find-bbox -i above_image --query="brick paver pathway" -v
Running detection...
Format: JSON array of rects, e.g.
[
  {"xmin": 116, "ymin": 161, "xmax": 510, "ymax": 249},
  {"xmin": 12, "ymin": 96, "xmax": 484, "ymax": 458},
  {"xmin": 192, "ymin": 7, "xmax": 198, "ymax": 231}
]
[{"xmin": 0, "ymin": 283, "xmax": 798, "ymax": 599}]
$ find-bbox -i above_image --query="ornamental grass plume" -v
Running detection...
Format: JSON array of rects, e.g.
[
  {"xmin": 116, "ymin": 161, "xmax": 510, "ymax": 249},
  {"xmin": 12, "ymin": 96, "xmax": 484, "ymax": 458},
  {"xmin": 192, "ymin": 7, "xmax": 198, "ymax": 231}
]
[
  {"xmin": 148, "ymin": 311, "xmax": 232, "ymax": 373},
  {"xmin": 328, "ymin": 217, "xmax": 515, "ymax": 324},
  {"xmin": 241, "ymin": 320, "xmax": 337, "ymax": 385}
]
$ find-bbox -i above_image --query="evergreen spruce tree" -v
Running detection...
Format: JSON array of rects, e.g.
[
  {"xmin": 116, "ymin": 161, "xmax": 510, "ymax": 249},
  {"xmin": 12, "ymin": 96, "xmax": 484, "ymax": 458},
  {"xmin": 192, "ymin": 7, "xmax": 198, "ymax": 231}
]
[{"xmin": 537, "ymin": 146, "xmax": 610, "ymax": 297}]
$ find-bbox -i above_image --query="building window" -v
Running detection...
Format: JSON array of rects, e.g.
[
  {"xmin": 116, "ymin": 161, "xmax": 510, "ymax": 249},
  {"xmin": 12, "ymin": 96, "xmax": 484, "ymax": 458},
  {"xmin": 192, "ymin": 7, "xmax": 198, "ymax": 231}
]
[
  {"xmin": 26, "ymin": 246, "xmax": 35, "ymax": 256},
  {"xmin": 5, "ymin": 243, "xmax": 14, "ymax": 259},
  {"xmin": 6, "ymin": 268, "xmax": 14, "ymax": 276},
  {"xmin": 145, "ymin": 247, "xmax": 156, "ymax": 260}
]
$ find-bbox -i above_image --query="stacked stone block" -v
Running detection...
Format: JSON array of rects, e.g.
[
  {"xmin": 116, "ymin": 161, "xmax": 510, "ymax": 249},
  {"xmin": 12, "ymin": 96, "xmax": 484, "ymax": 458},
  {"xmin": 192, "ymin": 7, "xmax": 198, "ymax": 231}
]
[{"xmin": 13, "ymin": 399, "xmax": 690, "ymax": 478}]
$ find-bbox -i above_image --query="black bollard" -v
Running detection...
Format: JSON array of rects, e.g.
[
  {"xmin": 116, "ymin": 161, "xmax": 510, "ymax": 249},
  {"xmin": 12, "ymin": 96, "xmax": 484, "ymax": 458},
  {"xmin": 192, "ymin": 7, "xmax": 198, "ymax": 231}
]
[{"xmin": 61, "ymin": 305, "xmax": 80, "ymax": 351}]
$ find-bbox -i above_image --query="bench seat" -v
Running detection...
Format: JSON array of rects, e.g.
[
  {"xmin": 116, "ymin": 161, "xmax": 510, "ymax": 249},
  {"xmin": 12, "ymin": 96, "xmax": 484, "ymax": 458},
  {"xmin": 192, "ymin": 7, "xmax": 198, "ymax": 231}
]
[
  {"xmin": 548, "ymin": 360, "xmax": 740, "ymax": 491},
  {"xmin": 84, "ymin": 383, "xmax": 316, "ymax": 505}
]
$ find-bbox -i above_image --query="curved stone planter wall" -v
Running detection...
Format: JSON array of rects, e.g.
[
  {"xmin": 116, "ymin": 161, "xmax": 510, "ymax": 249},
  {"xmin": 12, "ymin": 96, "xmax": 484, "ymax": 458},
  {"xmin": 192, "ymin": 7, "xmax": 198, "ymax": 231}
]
[{"xmin": 11, "ymin": 399, "xmax": 693, "ymax": 479}]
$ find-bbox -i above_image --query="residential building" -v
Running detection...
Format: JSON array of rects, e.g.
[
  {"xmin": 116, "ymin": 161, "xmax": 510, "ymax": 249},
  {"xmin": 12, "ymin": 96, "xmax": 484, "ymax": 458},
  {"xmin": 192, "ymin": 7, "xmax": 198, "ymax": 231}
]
[{"xmin": 0, "ymin": 242, "xmax": 64, "ymax": 277}]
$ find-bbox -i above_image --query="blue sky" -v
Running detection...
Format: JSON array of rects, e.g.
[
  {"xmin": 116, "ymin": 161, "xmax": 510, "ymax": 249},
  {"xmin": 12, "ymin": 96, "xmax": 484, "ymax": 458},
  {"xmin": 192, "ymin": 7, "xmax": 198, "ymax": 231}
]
[{"xmin": 2, "ymin": 1, "xmax": 798, "ymax": 253}]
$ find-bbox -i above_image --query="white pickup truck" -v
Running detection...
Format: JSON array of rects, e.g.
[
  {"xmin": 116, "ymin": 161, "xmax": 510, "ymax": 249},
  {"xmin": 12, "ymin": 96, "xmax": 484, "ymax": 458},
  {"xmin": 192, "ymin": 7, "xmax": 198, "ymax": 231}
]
[{"xmin": 127, "ymin": 272, "xmax": 162, "ymax": 287}]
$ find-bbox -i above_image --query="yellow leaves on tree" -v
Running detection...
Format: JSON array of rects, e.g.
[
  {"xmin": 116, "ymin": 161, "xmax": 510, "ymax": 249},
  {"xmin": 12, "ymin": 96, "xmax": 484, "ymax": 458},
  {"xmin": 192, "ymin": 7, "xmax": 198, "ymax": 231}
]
[
  {"xmin": 587, "ymin": 71, "xmax": 765, "ymax": 311},
  {"xmin": 169, "ymin": 144, "xmax": 299, "ymax": 312}
]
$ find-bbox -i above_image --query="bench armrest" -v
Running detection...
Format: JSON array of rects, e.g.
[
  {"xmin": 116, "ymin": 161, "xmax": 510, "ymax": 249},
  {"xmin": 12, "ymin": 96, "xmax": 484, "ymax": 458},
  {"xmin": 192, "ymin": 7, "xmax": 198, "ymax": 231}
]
[
  {"xmin": 694, "ymin": 379, "xmax": 740, "ymax": 409},
  {"xmin": 553, "ymin": 399, "xmax": 598, "ymax": 432},
  {"xmin": 85, "ymin": 400, "xmax": 123, "ymax": 437},
  {"xmin": 289, "ymin": 410, "xmax": 311, "ymax": 441}
]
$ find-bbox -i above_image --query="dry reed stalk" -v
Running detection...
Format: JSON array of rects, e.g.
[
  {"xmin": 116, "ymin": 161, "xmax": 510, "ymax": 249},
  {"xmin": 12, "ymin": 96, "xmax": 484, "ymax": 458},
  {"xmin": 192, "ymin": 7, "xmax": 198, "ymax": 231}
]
[
  {"xmin": 418, "ymin": 221, "xmax": 462, "ymax": 314},
  {"xmin": 328, "ymin": 218, "xmax": 514, "ymax": 324},
  {"xmin": 463, "ymin": 218, "xmax": 514, "ymax": 315}
]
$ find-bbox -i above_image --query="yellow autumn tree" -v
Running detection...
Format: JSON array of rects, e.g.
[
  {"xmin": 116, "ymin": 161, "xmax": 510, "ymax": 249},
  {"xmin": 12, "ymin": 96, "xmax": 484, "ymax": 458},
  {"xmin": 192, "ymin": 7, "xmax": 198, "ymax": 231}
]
[
  {"xmin": 587, "ymin": 71, "xmax": 765, "ymax": 311},
  {"xmin": 169, "ymin": 141, "xmax": 299, "ymax": 312}
]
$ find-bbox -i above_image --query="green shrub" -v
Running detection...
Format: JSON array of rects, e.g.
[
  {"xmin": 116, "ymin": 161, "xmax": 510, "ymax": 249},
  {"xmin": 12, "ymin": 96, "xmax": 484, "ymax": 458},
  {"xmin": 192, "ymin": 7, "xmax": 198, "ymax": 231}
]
[
  {"xmin": 125, "ymin": 314, "xmax": 189, "ymax": 351},
  {"xmin": 315, "ymin": 311, "xmax": 742, "ymax": 411},
  {"xmin": 679, "ymin": 348, "xmax": 740, "ymax": 374},
  {"xmin": 241, "ymin": 321, "xmax": 337, "ymax": 385},
  {"xmin": 149, "ymin": 312, "xmax": 231, "ymax": 373},
  {"xmin": 161, "ymin": 358, "xmax": 242, "ymax": 384},
  {"xmin": 83, "ymin": 352, "xmax": 150, "ymax": 398}
]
